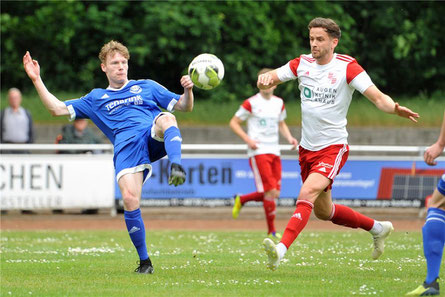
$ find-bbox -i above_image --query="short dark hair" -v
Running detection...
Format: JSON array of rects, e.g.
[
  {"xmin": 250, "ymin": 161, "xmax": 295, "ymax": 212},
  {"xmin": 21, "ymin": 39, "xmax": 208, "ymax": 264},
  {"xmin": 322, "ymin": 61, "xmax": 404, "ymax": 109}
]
[{"xmin": 308, "ymin": 17, "xmax": 341, "ymax": 39}]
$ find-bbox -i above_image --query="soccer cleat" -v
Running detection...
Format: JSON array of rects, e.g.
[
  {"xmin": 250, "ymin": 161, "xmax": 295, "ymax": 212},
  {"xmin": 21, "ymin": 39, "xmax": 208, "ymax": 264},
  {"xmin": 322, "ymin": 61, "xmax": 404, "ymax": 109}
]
[
  {"xmin": 372, "ymin": 221, "xmax": 394, "ymax": 260},
  {"xmin": 134, "ymin": 258, "xmax": 154, "ymax": 274},
  {"xmin": 262, "ymin": 237, "xmax": 280, "ymax": 271},
  {"xmin": 232, "ymin": 195, "xmax": 242, "ymax": 219},
  {"xmin": 268, "ymin": 232, "xmax": 282, "ymax": 242},
  {"xmin": 168, "ymin": 163, "xmax": 186, "ymax": 186},
  {"xmin": 406, "ymin": 278, "xmax": 440, "ymax": 296}
]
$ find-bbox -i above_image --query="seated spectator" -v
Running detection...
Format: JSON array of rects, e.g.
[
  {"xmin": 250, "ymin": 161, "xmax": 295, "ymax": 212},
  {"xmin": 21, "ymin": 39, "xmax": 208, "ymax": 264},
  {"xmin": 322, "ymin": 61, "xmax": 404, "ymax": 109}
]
[
  {"xmin": 54, "ymin": 119, "xmax": 103, "ymax": 214},
  {"xmin": 56, "ymin": 119, "xmax": 102, "ymax": 154}
]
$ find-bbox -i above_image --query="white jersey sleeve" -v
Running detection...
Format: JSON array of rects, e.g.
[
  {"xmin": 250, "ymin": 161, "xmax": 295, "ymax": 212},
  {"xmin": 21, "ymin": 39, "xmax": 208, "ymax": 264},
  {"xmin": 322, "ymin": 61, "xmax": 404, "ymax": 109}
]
[
  {"xmin": 276, "ymin": 62, "xmax": 297, "ymax": 82},
  {"xmin": 234, "ymin": 105, "xmax": 251, "ymax": 121},
  {"xmin": 349, "ymin": 71, "xmax": 374, "ymax": 94}
]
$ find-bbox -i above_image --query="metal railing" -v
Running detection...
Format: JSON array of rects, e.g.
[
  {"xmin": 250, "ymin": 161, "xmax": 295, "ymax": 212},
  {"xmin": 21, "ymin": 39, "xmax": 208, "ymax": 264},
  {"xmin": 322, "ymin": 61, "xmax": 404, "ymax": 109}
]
[{"xmin": 0, "ymin": 143, "xmax": 435, "ymax": 156}]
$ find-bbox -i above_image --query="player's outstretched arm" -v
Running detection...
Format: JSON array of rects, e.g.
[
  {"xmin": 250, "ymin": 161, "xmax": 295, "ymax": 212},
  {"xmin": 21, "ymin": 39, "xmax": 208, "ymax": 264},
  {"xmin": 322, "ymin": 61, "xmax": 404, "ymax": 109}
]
[
  {"xmin": 424, "ymin": 110, "xmax": 445, "ymax": 166},
  {"xmin": 279, "ymin": 121, "xmax": 299, "ymax": 150},
  {"xmin": 257, "ymin": 69, "xmax": 283, "ymax": 90},
  {"xmin": 229, "ymin": 115, "xmax": 258, "ymax": 150},
  {"xmin": 23, "ymin": 51, "xmax": 69, "ymax": 117},
  {"xmin": 363, "ymin": 85, "xmax": 419, "ymax": 122},
  {"xmin": 174, "ymin": 75, "xmax": 194, "ymax": 112}
]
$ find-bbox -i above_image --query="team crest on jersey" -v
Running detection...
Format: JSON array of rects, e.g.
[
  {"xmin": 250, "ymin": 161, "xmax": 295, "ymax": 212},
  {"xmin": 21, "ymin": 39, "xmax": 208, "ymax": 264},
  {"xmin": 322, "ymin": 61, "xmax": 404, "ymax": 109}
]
[
  {"xmin": 130, "ymin": 85, "xmax": 142, "ymax": 94},
  {"xmin": 327, "ymin": 72, "xmax": 337, "ymax": 84}
]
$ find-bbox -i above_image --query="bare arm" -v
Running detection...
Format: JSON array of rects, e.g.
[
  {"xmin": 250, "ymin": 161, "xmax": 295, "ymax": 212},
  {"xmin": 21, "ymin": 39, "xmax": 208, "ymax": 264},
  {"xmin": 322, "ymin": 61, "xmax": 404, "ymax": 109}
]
[
  {"xmin": 173, "ymin": 75, "xmax": 194, "ymax": 112},
  {"xmin": 363, "ymin": 85, "xmax": 419, "ymax": 122},
  {"xmin": 279, "ymin": 121, "xmax": 298, "ymax": 150},
  {"xmin": 424, "ymin": 110, "xmax": 445, "ymax": 166},
  {"xmin": 229, "ymin": 115, "xmax": 258, "ymax": 150},
  {"xmin": 257, "ymin": 69, "xmax": 283, "ymax": 90},
  {"xmin": 23, "ymin": 51, "xmax": 69, "ymax": 116}
]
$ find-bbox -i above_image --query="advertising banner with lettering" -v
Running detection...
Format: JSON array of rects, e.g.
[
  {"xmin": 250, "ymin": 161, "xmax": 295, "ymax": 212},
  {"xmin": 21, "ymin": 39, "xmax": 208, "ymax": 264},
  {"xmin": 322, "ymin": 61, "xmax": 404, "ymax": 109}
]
[
  {"xmin": 0, "ymin": 154, "xmax": 115, "ymax": 210},
  {"xmin": 114, "ymin": 157, "xmax": 444, "ymax": 207}
]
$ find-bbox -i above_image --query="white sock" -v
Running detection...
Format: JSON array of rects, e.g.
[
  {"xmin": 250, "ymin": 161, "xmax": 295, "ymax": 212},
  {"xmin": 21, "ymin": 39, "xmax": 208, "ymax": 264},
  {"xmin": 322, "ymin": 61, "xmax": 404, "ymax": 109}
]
[
  {"xmin": 369, "ymin": 221, "xmax": 383, "ymax": 235},
  {"xmin": 276, "ymin": 242, "xmax": 287, "ymax": 259}
]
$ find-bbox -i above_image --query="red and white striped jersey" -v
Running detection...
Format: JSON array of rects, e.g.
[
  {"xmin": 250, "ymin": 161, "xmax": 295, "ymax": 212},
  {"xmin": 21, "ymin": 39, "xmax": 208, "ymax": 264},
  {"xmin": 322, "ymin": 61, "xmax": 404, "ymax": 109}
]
[
  {"xmin": 235, "ymin": 93, "xmax": 287, "ymax": 157},
  {"xmin": 276, "ymin": 53, "xmax": 374, "ymax": 151}
]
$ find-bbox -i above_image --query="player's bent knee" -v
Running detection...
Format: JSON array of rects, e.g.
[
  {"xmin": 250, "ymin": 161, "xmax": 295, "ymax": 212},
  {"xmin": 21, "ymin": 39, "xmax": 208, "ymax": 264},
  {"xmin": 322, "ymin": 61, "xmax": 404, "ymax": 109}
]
[
  {"xmin": 157, "ymin": 113, "xmax": 178, "ymax": 128},
  {"xmin": 313, "ymin": 208, "xmax": 331, "ymax": 221}
]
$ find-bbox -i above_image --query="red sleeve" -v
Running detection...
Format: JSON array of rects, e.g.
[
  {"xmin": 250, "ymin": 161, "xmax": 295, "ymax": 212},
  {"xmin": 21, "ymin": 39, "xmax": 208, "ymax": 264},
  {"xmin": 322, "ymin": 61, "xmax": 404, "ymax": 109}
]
[
  {"xmin": 281, "ymin": 101, "xmax": 285, "ymax": 111},
  {"xmin": 346, "ymin": 60, "xmax": 365, "ymax": 84},
  {"xmin": 241, "ymin": 99, "xmax": 252, "ymax": 112},
  {"xmin": 289, "ymin": 57, "xmax": 301, "ymax": 77}
]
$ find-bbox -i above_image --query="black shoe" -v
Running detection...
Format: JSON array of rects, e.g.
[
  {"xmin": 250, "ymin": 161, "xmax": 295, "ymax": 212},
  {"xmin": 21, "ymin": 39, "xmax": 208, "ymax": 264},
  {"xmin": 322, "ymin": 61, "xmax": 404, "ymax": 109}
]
[
  {"xmin": 168, "ymin": 163, "xmax": 186, "ymax": 186},
  {"xmin": 134, "ymin": 258, "xmax": 154, "ymax": 274}
]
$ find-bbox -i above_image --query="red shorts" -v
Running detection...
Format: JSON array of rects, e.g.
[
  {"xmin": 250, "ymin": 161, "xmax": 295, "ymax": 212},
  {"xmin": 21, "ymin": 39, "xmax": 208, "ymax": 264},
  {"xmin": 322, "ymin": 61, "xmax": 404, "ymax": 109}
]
[
  {"xmin": 249, "ymin": 154, "xmax": 282, "ymax": 192},
  {"xmin": 299, "ymin": 144, "xmax": 349, "ymax": 190}
]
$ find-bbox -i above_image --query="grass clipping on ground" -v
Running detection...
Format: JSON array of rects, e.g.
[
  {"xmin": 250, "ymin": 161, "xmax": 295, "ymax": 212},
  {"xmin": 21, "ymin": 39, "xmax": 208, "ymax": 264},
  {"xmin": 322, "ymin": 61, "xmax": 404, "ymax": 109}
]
[{"xmin": 2, "ymin": 230, "xmax": 427, "ymax": 297}]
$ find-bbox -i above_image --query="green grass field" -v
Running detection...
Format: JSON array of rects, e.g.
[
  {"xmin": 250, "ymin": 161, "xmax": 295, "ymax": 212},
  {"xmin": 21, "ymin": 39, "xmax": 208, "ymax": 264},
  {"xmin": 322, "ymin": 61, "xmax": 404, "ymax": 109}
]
[
  {"xmin": 0, "ymin": 91, "xmax": 443, "ymax": 127},
  {"xmin": 1, "ymin": 230, "xmax": 429, "ymax": 297}
]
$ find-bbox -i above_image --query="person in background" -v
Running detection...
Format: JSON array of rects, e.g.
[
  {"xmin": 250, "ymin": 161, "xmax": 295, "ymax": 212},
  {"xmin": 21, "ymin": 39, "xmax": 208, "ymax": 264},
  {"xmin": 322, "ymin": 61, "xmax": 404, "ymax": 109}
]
[
  {"xmin": 57, "ymin": 118, "xmax": 103, "ymax": 154},
  {"xmin": 0, "ymin": 88, "xmax": 34, "ymax": 150},
  {"xmin": 230, "ymin": 68, "xmax": 298, "ymax": 240},
  {"xmin": 406, "ymin": 109, "xmax": 445, "ymax": 296},
  {"xmin": 1, "ymin": 88, "xmax": 35, "ymax": 214},
  {"xmin": 53, "ymin": 118, "xmax": 104, "ymax": 214}
]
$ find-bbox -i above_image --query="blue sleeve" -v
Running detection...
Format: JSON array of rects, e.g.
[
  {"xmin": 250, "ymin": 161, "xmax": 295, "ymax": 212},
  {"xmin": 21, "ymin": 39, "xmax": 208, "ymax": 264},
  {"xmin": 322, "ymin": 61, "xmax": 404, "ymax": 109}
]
[
  {"xmin": 147, "ymin": 80, "xmax": 181, "ymax": 112},
  {"xmin": 64, "ymin": 95, "xmax": 93, "ymax": 120}
]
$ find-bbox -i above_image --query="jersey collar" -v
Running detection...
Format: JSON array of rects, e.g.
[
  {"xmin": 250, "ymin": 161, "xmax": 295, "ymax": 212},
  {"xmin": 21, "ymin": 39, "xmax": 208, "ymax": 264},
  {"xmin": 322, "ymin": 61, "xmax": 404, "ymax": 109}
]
[{"xmin": 106, "ymin": 80, "xmax": 132, "ymax": 91}]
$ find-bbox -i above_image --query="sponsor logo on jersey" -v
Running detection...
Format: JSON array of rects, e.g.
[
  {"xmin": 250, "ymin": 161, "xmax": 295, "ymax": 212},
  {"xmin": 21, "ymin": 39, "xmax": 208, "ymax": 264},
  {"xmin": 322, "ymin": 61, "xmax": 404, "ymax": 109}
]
[
  {"xmin": 101, "ymin": 93, "xmax": 110, "ymax": 99},
  {"xmin": 105, "ymin": 95, "xmax": 144, "ymax": 112},
  {"xmin": 302, "ymin": 85, "xmax": 337, "ymax": 104},
  {"xmin": 130, "ymin": 85, "xmax": 142, "ymax": 94}
]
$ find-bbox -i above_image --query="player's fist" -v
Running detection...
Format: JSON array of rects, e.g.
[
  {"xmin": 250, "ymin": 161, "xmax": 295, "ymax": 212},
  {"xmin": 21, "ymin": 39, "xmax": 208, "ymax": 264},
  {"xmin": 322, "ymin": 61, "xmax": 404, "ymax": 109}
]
[
  {"xmin": 181, "ymin": 75, "xmax": 194, "ymax": 90},
  {"xmin": 257, "ymin": 73, "xmax": 274, "ymax": 89}
]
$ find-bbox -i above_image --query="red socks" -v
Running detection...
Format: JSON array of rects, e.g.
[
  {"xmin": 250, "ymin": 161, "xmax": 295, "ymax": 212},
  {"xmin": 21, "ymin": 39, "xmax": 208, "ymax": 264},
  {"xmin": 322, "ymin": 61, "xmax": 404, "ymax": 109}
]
[
  {"xmin": 240, "ymin": 192, "xmax": 264, "ymax": 204},
  {"xmin": 263, "ymin": 196, "xmax": 276, "ymax": 234},
  {"xmin": 330, "ymin": 204, "xmax": 374, "ymax": 231},
  {"xmin": 281, "ymin": 200, "xmax": 313, "ymax": 248}
]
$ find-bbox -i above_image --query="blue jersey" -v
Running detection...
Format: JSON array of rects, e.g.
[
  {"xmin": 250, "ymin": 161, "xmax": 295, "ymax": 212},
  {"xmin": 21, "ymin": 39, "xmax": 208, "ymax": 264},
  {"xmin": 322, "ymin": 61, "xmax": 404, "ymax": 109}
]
[{"xmin": 64, "ymin": 80, "xmax": 181, "ymax": 147}]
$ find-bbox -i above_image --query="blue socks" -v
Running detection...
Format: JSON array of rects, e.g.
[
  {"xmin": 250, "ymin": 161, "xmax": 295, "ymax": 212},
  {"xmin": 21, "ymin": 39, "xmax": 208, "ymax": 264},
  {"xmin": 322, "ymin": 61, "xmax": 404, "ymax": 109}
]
[
  {"xmin": 124, "ymin": 208, "xmax": 148, "ymax": 261},
  {"xmin": 164, "ymin": 126, "xmax": 182, "ymax": 165},
  {"xmin": 423, "ymin": 207, "xmax": 445, "ymax": 284}
]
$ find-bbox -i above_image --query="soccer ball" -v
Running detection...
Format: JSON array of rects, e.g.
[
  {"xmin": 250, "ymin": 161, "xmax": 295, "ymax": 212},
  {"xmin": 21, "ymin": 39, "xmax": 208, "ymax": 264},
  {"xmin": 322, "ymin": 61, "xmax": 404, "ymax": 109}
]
[{"xmin": 188, "ymin": 53, "xmax": 224, "ymax": 90}]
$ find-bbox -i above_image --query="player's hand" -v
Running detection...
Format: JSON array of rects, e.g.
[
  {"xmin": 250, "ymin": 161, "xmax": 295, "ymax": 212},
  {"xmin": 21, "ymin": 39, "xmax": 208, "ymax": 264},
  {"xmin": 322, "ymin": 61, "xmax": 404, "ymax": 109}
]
[
  {"xmin": 424, "ymin": 142, "xmax": 444, "ymax": 166},
  {"xmin": 246, "ymin": 138, "xmax": 258, "ymax": 150},
  {"xmin": 394, "ymin": 102, "xmax": 419, "ymax": 122},
  {"xmin": 23, "ymin": 51, "xmax": 41, "ymax": 82},
  {"xmin": 181, "ymin": 75, "xmax": 194, "ymax": 90},
  {"xmin": 257, "ymin": 73, "xmax": 274, "ymax": 90},
  {"xmin": 288, "ymin": 137, "xmax": 299, "ymax": 150}
]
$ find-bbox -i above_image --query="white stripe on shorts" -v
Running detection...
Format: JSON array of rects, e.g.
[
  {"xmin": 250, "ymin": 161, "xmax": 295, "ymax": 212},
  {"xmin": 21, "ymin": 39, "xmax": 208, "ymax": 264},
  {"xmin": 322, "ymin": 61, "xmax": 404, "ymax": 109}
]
[
  {"xmin": 250, "ymin": 156, "xmax": 264, "ymax": 193},
  {"xmin": 328, "ymin": 144, "xmax": 348, "ymax": 180}
]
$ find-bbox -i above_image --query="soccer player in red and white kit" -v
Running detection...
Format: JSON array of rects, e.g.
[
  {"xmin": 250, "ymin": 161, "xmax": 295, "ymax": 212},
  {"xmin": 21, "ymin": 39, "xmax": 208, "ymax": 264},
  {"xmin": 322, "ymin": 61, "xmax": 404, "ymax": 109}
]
[
  {"xmin": 230, "ymin": 68, "xmax": 298, "ymax": 240},
  {"xmin": 258, "ymin": 17, "xmax": 419, "ymax": 271}
]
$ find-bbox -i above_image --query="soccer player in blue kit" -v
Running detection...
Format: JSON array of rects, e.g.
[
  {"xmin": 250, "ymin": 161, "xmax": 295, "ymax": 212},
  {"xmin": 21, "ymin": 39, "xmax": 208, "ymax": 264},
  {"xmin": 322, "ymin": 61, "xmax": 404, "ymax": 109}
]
[{"xmin": 23, "ymin": 40, "xmax": 194, "ymax": 274}]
